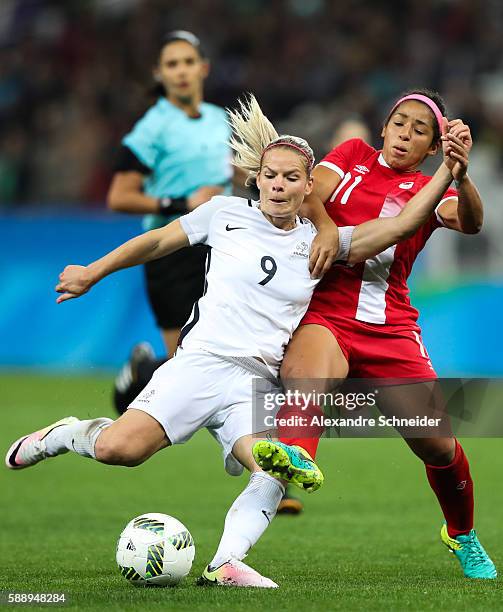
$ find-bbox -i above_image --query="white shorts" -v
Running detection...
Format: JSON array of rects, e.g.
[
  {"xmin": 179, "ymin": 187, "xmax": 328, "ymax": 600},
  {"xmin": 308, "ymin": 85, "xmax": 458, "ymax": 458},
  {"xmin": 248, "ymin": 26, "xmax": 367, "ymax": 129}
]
[{"xmin": 129, "ymin": 348, "xmax": 281, "ymax": 476}]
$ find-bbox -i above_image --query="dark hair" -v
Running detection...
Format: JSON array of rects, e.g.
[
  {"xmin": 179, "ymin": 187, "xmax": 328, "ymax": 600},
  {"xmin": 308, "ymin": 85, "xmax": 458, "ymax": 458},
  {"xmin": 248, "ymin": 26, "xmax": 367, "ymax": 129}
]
[
  {"xmin": 161, "ymin": 30, "xmax": 207, "ymax": 60},
  {"xmin": 385, "ymin": 88, "xmax": 447, "ymax": 143},
  {"xmin": 151, "ymin": 30, "xmax": 207, "ymax": 98}
]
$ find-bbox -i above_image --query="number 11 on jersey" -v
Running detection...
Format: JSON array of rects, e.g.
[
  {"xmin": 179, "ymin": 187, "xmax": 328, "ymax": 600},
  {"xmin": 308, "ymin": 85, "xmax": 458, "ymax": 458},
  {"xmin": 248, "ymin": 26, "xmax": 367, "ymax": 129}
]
[{"xmin": 330, "ymin": 172, "xmax": 362, "ymax": 205}]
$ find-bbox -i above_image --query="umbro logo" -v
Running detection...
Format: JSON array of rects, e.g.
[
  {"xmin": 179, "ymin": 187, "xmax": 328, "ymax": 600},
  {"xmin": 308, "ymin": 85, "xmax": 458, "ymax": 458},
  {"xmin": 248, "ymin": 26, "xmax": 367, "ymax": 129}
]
[
  {"xmin": 399, "ymin": 181, "xmax": 414, "ymax": 189},
  {"xmin": 354, "ymin": 165, "xmax": 369, "ymax": 174},
  {"xmin": 226, "ymin": 224, "xmax": 247, "ymax": 231}
]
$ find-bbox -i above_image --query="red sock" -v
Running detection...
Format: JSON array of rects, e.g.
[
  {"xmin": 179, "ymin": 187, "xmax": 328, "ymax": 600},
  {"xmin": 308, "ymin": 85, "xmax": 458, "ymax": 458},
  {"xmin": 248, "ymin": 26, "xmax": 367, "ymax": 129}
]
[
  {"xmin": 277, "ymin": 401, "xmax": 325, "ymax": 459},
  {"xmin": 425, "ymin": 439, "xmax": 474, "ymax": 537}
]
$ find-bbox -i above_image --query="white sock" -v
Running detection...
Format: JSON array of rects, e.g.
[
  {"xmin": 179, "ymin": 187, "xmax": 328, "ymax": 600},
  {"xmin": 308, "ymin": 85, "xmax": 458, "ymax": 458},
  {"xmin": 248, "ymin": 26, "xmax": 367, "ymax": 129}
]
[
  {"xmin": 44, "ymin": 418, "xmax": 113, "ymax": 459},
  {"xmin": 209, "ymin": 471, "xmax": 284, "ymax": 569}
]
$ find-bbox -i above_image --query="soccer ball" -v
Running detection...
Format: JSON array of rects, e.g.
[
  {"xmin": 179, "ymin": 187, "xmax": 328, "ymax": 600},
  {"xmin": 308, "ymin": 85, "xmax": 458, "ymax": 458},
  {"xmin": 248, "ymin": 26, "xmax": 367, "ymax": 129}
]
[{"xmin": 116, "ymin": 513, "xmax": 195, "ymax": 587}]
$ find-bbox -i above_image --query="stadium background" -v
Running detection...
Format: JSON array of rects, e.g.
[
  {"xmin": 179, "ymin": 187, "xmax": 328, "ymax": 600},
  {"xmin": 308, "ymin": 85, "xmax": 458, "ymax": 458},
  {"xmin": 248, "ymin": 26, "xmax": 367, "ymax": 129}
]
[
  {"xmin": 1, "ymin": 0, "xmax": 503, "ymax": 375},
  {"xmin": 1, "ymin": 2, "xmax": 503, "ymax": 609}
]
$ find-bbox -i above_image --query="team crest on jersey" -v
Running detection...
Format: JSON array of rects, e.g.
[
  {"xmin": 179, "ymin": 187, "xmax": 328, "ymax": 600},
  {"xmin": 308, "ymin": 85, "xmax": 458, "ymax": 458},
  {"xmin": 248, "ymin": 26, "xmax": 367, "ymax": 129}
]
[
  {"xmin": 292, "ymin": 241, "xmax": 309, "ymax": 258},
  {"xmin": 354, "ymin": 165, "xmax": 369, "ymax": 174},
  {"xmin": 399, "ymin": 181, "xmax": 414, "ymax": 189}
]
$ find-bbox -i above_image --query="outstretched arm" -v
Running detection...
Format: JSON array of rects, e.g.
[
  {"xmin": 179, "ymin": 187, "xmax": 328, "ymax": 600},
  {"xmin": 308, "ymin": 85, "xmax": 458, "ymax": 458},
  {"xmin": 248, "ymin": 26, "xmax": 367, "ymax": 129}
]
[
  {"xmin": 436, "ymin": 120, "xmax": 482, "ymax": 234},
  {"xmin": 347, "ymin": 163, "xmax": 453, "ymax": 264},
  {"xmin": 346, "ymin": 120, "xmax": 472, "ymax": 264},
  {"xmin": 55, "ymin": 220, "xmax": 189, "ymax": 303}
]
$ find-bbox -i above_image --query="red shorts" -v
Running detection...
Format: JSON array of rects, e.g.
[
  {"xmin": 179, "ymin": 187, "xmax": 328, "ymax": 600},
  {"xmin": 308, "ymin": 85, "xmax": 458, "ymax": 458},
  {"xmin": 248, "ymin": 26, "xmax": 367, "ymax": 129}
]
[{"xmin": 300, "ymin": 311, "xmax": 437, "ymax": 380}]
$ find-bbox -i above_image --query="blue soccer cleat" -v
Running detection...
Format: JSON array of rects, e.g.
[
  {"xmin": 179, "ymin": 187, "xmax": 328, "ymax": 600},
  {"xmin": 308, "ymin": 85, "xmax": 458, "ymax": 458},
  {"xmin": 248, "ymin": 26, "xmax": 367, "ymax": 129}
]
[
  {"xmin": 252, "ymin": 440, "xmax": 324, "ymax": 493},
  {"xmin": 440, "ymin": 523, "xmax": 497, "ymax": 579}
]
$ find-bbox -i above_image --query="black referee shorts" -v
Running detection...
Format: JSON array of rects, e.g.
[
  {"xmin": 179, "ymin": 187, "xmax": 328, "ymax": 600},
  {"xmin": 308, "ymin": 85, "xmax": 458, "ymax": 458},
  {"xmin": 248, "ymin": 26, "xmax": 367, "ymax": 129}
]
[{"xmin": 144, "ymin": 245, "xmax": 208, "ymax": 330}]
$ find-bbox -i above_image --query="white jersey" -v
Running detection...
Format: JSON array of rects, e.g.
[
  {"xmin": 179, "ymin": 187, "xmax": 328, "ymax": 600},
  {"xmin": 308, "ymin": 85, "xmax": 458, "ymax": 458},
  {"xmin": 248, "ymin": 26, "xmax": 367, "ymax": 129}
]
[{"xmin": 179, "ymin": 196, "xmax": 352, "ymax": 375}]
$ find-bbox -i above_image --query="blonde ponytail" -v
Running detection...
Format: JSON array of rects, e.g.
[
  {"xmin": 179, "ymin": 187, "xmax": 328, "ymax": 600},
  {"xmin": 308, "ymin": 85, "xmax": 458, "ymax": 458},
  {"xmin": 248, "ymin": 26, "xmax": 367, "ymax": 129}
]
[
  {"xmin": 227, "ymin": 94, "xmax": 314, "ymax": 185},
  {"xmin": 227, "ymin": 94, "xmax": 279, "ymax": 185}
]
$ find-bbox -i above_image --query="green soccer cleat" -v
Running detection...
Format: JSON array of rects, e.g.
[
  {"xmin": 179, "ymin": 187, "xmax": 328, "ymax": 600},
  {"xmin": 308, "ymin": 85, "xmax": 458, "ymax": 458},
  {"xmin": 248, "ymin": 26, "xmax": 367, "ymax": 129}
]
[
  {"xmin": 440, "ymin": 523, "xmax": 497, "ymax": 579},
  {"xmin": 252, "ymin": 440, "xmax": 324, "ymax": 493}
]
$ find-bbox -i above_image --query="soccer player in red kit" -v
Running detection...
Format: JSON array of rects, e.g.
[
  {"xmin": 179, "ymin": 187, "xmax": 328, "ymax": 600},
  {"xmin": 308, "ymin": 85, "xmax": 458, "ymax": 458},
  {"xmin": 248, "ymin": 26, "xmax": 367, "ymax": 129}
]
[{"xmin": 254, "ymin": 89, "xmax": 496, "ymax": 579}]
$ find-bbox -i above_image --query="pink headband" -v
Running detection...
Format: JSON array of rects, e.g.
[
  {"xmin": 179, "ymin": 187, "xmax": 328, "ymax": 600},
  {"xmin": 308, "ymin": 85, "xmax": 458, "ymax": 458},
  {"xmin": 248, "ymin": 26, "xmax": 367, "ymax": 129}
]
[
  {"xmin": 261, "ymin": 141, "xmax": 314, "ymax": 170},
  {"xmin": 391, "ymin": 94, "xmax": 444, "ymax": 136}
]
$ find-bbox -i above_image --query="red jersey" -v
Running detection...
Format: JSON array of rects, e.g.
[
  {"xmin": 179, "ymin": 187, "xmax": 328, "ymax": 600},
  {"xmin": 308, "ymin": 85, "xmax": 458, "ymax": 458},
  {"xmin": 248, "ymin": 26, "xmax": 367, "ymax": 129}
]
[{"xmin": 309, "ymin": 138, "xmax": 458, "ymax": 326}]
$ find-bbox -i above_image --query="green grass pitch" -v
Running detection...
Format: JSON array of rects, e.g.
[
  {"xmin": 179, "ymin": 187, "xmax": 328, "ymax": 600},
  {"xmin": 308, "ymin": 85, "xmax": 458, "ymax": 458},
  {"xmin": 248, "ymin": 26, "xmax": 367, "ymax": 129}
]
[{"xmin": 1, "ymin": 373, "xmax": 502, "ymax": 611}]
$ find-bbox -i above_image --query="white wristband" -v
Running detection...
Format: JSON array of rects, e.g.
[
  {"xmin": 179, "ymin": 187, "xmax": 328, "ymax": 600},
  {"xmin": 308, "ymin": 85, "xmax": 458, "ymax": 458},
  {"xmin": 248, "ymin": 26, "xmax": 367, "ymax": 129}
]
[{"xmin": 336, "ymin": 226, "xmax": 355, "ymax": 262}]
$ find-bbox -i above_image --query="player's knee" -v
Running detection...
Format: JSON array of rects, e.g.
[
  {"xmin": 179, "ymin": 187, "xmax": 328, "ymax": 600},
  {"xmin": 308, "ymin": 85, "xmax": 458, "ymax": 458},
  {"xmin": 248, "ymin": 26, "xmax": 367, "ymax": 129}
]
[
  {"xmin": 94, "ymin": 435, "xmax": 145, "ymax": 467},
  {"xmin": 416, "ymin": 438, "xmax": 456, "ymax": 466}
]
